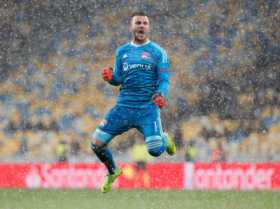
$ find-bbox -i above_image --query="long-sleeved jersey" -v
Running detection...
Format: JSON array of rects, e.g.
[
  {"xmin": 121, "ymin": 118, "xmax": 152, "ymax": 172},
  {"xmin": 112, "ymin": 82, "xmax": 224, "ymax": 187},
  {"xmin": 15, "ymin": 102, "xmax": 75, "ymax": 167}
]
[{"xmin": 109, "ymin": 40, "xmax": 170, "ymax": 108}]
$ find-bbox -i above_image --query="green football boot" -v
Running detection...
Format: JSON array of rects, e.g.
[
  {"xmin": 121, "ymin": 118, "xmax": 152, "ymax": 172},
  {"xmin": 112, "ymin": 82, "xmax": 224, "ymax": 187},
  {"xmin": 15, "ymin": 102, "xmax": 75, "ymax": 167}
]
[
  {"xmin": 101, "ymin": 168, "xmax": 122, "ymax": 193},
  {"xmin": 164, "ymin": 132, "xmax": 176, "ymax": 156}
]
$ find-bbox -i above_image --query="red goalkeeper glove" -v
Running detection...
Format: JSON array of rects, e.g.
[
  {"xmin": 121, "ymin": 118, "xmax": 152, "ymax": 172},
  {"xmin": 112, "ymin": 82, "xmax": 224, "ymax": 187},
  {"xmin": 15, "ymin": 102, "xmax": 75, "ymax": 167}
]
[
  {"xmin": 102, "ymin": 67, "xmax": 113, "ymax": 81},
  {"xmin": 152, "ymin": 93, "xmax": 165, "ymax": 109}
]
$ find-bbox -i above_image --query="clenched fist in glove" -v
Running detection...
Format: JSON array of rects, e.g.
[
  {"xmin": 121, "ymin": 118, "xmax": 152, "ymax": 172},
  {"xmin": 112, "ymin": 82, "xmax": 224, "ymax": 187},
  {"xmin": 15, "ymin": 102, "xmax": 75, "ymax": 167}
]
[
  {"xmin": 102, "ymin": 67, "xmax": 113, "ymax": 81},
  {"xmin": 152, "ymin": 93, "xmax": 165, "ymax": 109}
]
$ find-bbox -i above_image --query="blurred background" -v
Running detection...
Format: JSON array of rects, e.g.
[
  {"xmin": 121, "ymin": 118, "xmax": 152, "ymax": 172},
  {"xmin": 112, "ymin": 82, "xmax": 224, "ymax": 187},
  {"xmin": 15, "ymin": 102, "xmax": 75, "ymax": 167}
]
[{"xmin": 0, "ymin": 0, "xmax": 279, "ymax": 163}]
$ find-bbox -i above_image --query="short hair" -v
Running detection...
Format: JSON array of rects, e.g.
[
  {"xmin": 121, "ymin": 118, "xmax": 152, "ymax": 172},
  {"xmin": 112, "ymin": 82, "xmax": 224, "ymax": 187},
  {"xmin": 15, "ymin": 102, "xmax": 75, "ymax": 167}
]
[{"xmin": 131, "ymin": 11, "xmax": 149, "ymax": 18}]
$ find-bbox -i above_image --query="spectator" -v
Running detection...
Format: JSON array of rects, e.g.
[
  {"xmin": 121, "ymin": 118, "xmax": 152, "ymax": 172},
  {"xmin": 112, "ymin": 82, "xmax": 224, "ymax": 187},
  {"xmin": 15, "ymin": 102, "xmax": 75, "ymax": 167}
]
[
  {"xmin": 185, "ymin": 140, "xmax": 198, "ymax": 162},
  {"xmin": 210, "ymin": 140, "xmax": 226, "ymax": 162},
  {"xmin": 55, "ymin": 140, "xmax": 68, "ymax": 162}
]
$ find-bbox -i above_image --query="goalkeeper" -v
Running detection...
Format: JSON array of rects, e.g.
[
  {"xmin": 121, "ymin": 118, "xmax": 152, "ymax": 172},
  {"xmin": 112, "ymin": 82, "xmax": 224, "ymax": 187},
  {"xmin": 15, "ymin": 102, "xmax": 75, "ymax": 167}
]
[{"xmin": 91, "ymin": 11, "xmax": 176, "ymax": 193}]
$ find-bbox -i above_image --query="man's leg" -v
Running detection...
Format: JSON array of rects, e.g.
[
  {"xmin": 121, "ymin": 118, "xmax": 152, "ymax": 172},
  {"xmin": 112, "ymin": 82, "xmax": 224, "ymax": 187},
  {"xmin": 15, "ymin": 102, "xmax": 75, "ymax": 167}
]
[
  {"xmin": 144, "ymin": 132, "xmax": 176, "ymax": 156},
  {"xmin": 91, "ymin": 130, "xmax": 122, "ymax": 193},
  {"xmin": 91, "ymin": 106, "xmax": 129, "ymax": 193},
  {"xmin": 138, "ymin": 106, "xmax": 176, "ymax": 157},
  {"xmin": 91, "ymin": 139, "xmax": 116, "ymax": 175},
  {"xmin": 138, "ymin": 113, "xmax": 167, "ymax": 157},
  {"xmin": 145, "ymin": 134, "xmax": 167, "ymax": 156}
]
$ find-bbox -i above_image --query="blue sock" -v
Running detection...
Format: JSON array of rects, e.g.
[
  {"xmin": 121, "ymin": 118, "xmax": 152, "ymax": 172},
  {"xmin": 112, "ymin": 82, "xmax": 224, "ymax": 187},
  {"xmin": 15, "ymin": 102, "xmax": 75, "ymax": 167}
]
[{"xmin": 91, "ymin": 143, "xmax": 116, "ymax": 174}]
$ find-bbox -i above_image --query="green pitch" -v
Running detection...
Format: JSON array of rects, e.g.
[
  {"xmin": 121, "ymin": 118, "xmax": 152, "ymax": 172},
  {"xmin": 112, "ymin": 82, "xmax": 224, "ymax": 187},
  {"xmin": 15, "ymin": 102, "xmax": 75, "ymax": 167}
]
[{"xmin": 0, "ymin": 189, "xmax": 279, "ymax": 209}]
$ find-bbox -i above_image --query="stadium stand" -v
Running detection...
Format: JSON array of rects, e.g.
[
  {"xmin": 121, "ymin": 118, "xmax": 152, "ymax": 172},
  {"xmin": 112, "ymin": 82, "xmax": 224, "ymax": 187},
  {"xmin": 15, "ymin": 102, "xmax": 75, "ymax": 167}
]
[{"xmin": 0, "ymin": 0, "xmax": 279, "ymax": 162}]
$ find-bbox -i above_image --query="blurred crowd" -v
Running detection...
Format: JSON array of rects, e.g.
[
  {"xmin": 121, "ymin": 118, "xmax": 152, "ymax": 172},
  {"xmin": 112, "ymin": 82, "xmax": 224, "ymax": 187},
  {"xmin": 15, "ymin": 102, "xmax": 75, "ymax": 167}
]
[{"xmin": 0, "ymin": 0, "xmax": 279, "ymax": 162}]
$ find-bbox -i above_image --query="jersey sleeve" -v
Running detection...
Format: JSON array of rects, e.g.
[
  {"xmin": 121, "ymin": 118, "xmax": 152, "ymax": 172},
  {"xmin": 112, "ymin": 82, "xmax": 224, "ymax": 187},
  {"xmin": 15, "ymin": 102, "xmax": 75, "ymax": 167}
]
[
  {"xmin": 109, "ymin": 48, "xmax": 122, "ymax": 86},
  {"xmin": 156, "ymin": 48, "xmax": 170, "ymax": 98}
]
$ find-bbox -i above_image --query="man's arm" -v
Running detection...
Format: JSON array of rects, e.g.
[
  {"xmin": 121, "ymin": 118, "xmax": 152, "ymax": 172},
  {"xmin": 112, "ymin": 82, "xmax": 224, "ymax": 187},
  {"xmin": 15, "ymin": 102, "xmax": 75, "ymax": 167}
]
[
  {"xmin": 153, "ymin": 48, "xmax": 170, "ymax": 108},
  {"xmin": 108, "ymin": 49, "xmax": 122, "ymax": 86},
  {"xmin": 157, "ymin": 49, "xmax": 170, "ymax": 97}
]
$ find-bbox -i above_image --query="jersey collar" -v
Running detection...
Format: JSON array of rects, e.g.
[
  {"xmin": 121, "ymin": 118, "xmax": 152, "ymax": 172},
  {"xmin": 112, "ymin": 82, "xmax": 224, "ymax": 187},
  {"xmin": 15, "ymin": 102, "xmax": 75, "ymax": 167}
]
[{"xmin": 130, "ymin": 40, "xmax": 150, "ymax": 47}]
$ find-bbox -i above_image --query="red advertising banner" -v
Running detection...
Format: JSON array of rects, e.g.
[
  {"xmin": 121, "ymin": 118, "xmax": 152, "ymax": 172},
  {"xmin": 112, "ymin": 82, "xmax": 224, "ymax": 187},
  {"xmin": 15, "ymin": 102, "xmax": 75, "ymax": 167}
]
[
  {"xmin": 184, "ymin": 163, "xmax": 280, "ymax": 190},
  {"xmin": 119, "ymin": 163, "xmax": 184, "ymax": 189},
  {"xmin": 0, "ymin": 163, "xmax": 279, "ymax": 190},
  {"xmin": 0, "ymin": 163, "xmax": 184, "ymax": 189},
  {"xmin": 0, "ymin": 163, "xmax": 107, "ymax": 189}
]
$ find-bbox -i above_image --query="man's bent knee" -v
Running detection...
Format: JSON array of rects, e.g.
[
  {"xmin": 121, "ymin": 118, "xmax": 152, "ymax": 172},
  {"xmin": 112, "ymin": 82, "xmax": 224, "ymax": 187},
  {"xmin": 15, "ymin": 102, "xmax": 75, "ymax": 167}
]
[
  {"xmin": 91, "ymin": 137, "xmax": 104, "ymax": 147},
  {"xmin": 91, "ymin": 138, "xmax": 105, "ymax": 153},
  {"xmin": 91, "ymin": 127, "xmax": 114, "ymax": 154},
  {"xmin": 146, "ymin": 135, "xmax": 165, "ymax": 157},
  {"xmin": 92, "ymin": 128, "xmax": 113, "ymax": 145},
  {"xmin": 148, "ymin": 149, "xmax": 162, "ymax": 157}
]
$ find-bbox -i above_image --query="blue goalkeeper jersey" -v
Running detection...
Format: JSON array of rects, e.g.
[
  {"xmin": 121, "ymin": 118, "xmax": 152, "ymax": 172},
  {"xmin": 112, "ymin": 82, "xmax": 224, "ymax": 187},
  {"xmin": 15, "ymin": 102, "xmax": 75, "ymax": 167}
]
[{"xmin": 109, "ymin": 40, "xmax": 170, "ymax": 108}]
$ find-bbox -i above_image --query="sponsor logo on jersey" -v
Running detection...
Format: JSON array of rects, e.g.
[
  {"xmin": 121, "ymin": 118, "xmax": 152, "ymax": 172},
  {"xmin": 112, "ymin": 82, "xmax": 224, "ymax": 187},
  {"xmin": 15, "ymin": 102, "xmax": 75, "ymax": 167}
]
[{"xmin": 123, "ymin": 63, "xmax": 152, "ymax": 72}]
